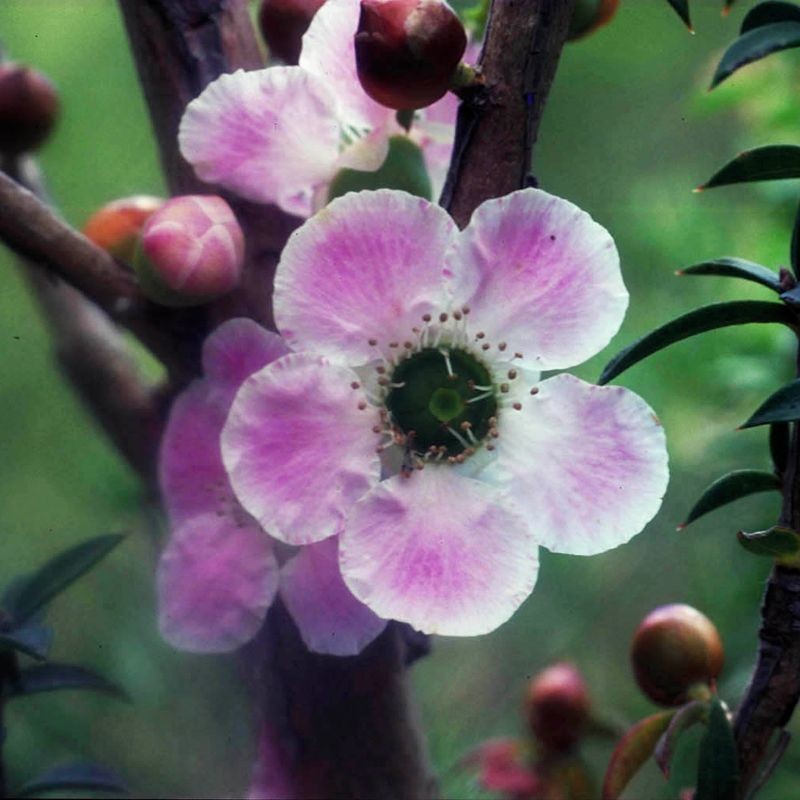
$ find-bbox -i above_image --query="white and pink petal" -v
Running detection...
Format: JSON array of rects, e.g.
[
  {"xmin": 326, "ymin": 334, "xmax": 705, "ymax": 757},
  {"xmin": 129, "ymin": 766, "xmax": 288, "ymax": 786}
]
[
  {"xmin": 449, "ymin": 188, "xmax": 627, "ymax": 371},
  {"xmin": 222, "ymin": 352, "xmax": 382, "ymax": 545},
  {"xmin": 280, "ymin": 537, "xmax": 387, "ymax": 656},
  {"xmin": 486, "ymin": 374, "xmax": 669, "ymax": 556},
  {"xmin": 340, "ymin": 468, "xmax": 539, "ymax": 636}
]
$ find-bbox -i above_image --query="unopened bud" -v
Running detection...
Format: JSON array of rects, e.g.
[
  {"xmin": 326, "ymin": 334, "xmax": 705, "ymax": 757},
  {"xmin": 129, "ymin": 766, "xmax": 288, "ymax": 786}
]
[
  {"xmin": 83, "ymin": 196, "xmax": 164, "ymax": 263},
  {"xmin": 258, "ymin": 0, "xmax": 326, "ymax": 64},
  {"xmin": 355, "ymin": 0, "xmax": 467, "ymax": 110},
  {"xmin": 135, "ymin": 195, "xmax": 244, "ymax": 307},
  {"xmin": 525, "ymin": 662, "xmax": 591, "ymax": 753},
  {"xmin": 631, "ymin": 604, "xmax": 724, "ymax": 707},
  {"xmin": 0, "ymin": 64, "xmax": 59, "ymax": 155},
  {"xmin": 568, "ymin": 0, "xmax": 620, "ymax": 41}
]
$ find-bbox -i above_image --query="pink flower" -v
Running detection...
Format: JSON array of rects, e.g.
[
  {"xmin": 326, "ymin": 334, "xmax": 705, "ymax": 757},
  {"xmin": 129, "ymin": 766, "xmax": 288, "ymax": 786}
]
[
  {"xmin": 178, "ymin": 0, "xmax": 460, "ymax": 217},
  {"xmin": 157, "ymin": 318, "xmax": 386, "ymax": 654},
  {"xmin": 220, "ymin": 188, "xmax": 669, "ymax": 637}
]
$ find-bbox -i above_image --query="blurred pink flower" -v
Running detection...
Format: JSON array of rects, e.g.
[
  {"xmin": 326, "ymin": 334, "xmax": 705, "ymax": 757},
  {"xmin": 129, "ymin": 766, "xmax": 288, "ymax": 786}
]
[{"xmin": 219, "ymin": 187, "xmax": 669, "ymax": 637}]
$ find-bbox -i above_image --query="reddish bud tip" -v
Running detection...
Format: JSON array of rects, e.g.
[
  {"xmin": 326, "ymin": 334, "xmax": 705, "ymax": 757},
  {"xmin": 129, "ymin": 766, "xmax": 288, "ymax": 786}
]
[
  {"xmin": 258, "ymin": 0, "xmax": 326, "ymax": 64},
  {"xmin": 355, "ymin": 0, "xmax": 467, "ymax": 110},
  {"xmin": 525, "ymin": 662, "xmax": 591, "ymax": 754},
  {"xmin": 631, "ymin": 604, "xmax": 724, "ymax": 707},
  {"xmin": 83, "ymin": 196, "xmax": 164, "ymax": 263},
  {"xmin": 0, "ymin": 64, "xmax": 59, "ymax": 155},
  {"xmin": 568, "ymin": 0, "xmax": 620, "ymax": 41},
  {"xmin": 135, "ymin": 195, "xmax": 244, "ymax": 307}
]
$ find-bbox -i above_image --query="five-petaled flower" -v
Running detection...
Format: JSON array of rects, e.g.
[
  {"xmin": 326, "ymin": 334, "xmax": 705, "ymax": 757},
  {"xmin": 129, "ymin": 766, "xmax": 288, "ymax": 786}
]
[
  {"xmin": 178, "ymin": 0, "xmax": 457, "ymax": 217},
  {"xmin": 212, "ymin": 187, "xmax": 669, "ymax": 637}
]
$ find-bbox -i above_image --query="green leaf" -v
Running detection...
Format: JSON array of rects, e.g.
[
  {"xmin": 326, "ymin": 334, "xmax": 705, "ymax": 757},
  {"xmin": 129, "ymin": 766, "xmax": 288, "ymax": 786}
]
[
  {"xmin": 742, "ymin": 378, "xmax": 800, "ymax": 428},
  {"xmin": 0, "ymin": 625, "xmax": 52, "ymax": 661},
  {"xmin": 711, "ymin": 22, "xmax": 800, "ymax": 88},
  {"xmin": 598, "ymin": 301, "xmax": 796, "ymax": 385},
  {"xmin": 680, "ymin": 470, "xmax": 780, "ymax": 528},
  {"xmin": 665, "ymin": 0, "xmax": 692, "ymax": 30},
  {"xmin": 741, "ymin": 2, "xmax": 800, "ymax": 34},
  {"xmin": 737, "ymin": 526, "xmax": 800, "ymax": 556},
  {"xmin": 678, "ymin": 257, "xmax": 782, "ymax": 292},
  {"xmin": 696, "ymin": 698, "xmax": 739, "ymax": 800},
  {"xmin": 6, "ymin": 663, "xmax": 128, "ymax": 700},
  {"xmin": 4, "ymin": 534, "xmax": 125, "ymax": 626},
  {"xmin": 791, "ymin": 199, "xmax": 800, "ymax": 278},
  {"xmin": 14, "ymin": 762, "xmax": 128, "ymax": 798},
  {"xmin": 654, "ymin": 700, "xmax": 706, "ymax": 778},
  {"xmin": 601, "ymin": 711, "xmax": 674, "ymax": 800},
  {"xmin": 770, "ymin": 422, "xmax": 790, "ymax": 474},
  {"xmin": 327, "ymin": 136, "xmax": 432, "ymax": 203},
  {"xmin": 698, "ymin": 145, "xmax": 800, "ymax": 189}
]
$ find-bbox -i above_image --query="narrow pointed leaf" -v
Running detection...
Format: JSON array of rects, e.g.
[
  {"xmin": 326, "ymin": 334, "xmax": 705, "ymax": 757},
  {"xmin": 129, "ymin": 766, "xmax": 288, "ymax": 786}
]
[
  {"xmin": 741, "ymin": 2, "xmax": 800, "ymax": 34},
  {"xmin": 7, "ymin": 663, "xmax": 128, "ymax": 700},
  {"xmin": 737, "ymin": 526, "xmax": 800, "ymax": 556},
  {"xmin": 599, "ymin": 302, "xmax": 795, "ymax": 385},
  {"xmin": 4, "ymin": 534, "xmax": 124, "ymax": 625},
  {"xmin": 742, "ymin": 378, "xmax": 800, "ymax": 428},
  {"xmin": 771, "ymin": 422, "xmax": 790, "ymax": 474},
  {"xmin": 654, "ymin": 701, "xmax": 706, "ymax": 777},
  {"xmin": 665, "ymin": 0, "xmax": 692, "ymax": 30},
  {"xmin": 711, "ymin": 22, "xmax": 800, "ymax": 88},
  {"xmin": 601, "ymin": 711, "xmax": 674, "ymax": 800},
  {"xmin": 791, "ymin": 199, "xmax": 800, "ymax": 278},
  {"xmin": 0, "ymin": 624, "xmax": 52, "ymax": 661},
  {"xmin": 680, "ymin": 470, "xmax": 780, "ymax": 528},
  {"xmin": 699, "ymin": 145, "xmax": 800, "ymax": 188},
  {"xmin": 696, "ymin": 698, "xmax": 739, "ymax": 800},
  {"xmin": 678, "ymin": 257, "xmax": 782, "ymax": 292},
  {"xmin": 15, "ymin": 762, "xmax": 128, "ymax": 798}
]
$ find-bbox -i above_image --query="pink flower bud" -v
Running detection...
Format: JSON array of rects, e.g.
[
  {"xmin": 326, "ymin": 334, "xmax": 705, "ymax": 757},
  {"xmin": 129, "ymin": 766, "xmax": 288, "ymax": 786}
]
[
  {"xmin": 258, "ymin": 0, "xmax": 326, "ymax": 64},
  {"xmin": 0, "ymin": 63, "xmax": 59, "ymax": 155},
  {"xmin": 525, "ymin": 662, "xmax": 591, "ymax": 754},
  {"xmin": 83, "ymin": 195, "xmax": 164, "ymax": 263},
  {"xmin": 631, "ymin": 604, "xmax": 724, "ymax": 707},
  {"xmin": 355, "ymin": 0, "xmax": 467, "ymax": 110},
  {"xmin": 135, "ymin": 195, "xmax": 244, "ymax": 307},
  {"xmin": 568, "ymin": 0, "xmax": 620, "ymax": 41}
]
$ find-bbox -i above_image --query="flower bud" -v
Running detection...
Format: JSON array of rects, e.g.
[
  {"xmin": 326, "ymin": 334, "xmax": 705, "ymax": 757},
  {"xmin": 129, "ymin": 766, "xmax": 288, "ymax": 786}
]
[
  {"xmin": 258, "ymin": 0, "xmax": 326, "ymax": 64},
  {"xmin": 525, "ymin": 662, "xmax": 591, "ymax": 754},
  {"xmin": 568, "ymin": 0, "xmax": 620, "ymax": 41},
  {"xmin": 83, "ymin": 196, "xmax": 164, "ymax": 263},
  {"xmin": 0, "ymin": 63, "xmax": 59, "ymax": 155},
  {"xmin": 355, "ymin": 0, "xmax": 467, "ymax": 110},
  {"xmin": 135, "ymin": 195, "xmax": 244, "ymax": 307},
  {"xmin": 631, "ymin": 604, "xmax": 724, "ymax": 707}
]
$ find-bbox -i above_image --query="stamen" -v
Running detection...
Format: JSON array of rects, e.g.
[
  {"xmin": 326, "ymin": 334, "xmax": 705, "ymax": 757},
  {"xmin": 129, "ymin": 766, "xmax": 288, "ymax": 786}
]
[
  {"xmin": 467, "ymin": 390, "xmax": 493, "ymax": 404},
  {"xmin": 498, "ymin": 342, "xmax": 507, "ymax": 352},
  {"xmin": 350, "ymin": 381, "xmax": 361, "ymax": 390},
  {"xmin": 439, "ymin": 312, "xmax": 449, "ymax": 323},
  {"xmin": 376, "ymin": 365, "xmax": 386, "ymax": 374},
  {"xmin": 439, "ymin": 348, "xmax": 454, "ymax": 377},
  {"xmin": 530, "ymin": 387, "xmax": 540, "ymax": 395},
  {"xmin": 358, "ymin": 401, "xmax": 368, "ymax": 410},
  {"xmin": 513, "ymin": 402, "xmax": 522, "ymax": 411},
  {"xmin": 507, "ymin": 369, "xmax": 517, "ymax": 380},
  {"xmin": 446, "ymin": 426, "xmax": 471, "ymax": 449},
  {"xmin": 514, "ymin": 352, "xmax": 523, "ymax": 360},
  {"xmin": 389, "ymin": 381, "xmax": 406, "ymax": 388},
  {"xmin": 481, "ymin": 343, "xmax": 491, "ymax": 351},
  {"xmin": 500, "ymin": 383, "xmax": 510, "ymax": 393}
]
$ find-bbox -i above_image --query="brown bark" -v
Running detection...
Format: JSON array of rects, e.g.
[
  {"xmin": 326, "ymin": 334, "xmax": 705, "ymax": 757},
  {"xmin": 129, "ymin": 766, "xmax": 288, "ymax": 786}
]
[{"xmin": 441, "ymin": 0, "xmax": 577, "ymax": 228}]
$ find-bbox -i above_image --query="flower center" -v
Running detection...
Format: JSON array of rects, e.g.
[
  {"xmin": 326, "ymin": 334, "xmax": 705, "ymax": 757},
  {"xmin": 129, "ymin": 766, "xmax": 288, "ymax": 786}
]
[{"xmin": 386, "ymin": 346, "xmax": 498, "ymax": 456}]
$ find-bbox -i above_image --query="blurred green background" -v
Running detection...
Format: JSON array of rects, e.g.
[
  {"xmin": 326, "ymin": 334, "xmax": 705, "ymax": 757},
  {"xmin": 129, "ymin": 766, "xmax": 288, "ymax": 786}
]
[{"xmin": 1, "ymin": 0, "xmax": 799, "ymax": 797}]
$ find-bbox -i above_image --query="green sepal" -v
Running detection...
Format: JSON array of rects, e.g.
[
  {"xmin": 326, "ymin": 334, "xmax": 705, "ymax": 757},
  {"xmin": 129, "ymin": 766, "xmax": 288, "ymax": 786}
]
[
  {"xmin": 711, "ymin": 22, "xmax": 800, "ymax": 88},
  {"xmin": 737, "ymin": 526, "xmax": 800, "ymax": 556},
  {"xmin": 698, "ymin": 145, "xmax": 800, "ymax": 188},
  {"xmin": 741, "ymin": 2, "xmax": 800, "ymax": 34},
  {"xmin": 0, "ymin": 625, "xmax": 53, "ymax": 661},
  {"xmin": 742, "ymin": 378, "xmax": 800, "ymax": 428},
  {"xmin": 695, "ymin": 698, "xmax": 739, "ymax": 800},
  {"xmin": 3, "ymin": 534, "xmax": 125, "ymax": 626},
  {"xmin": 654, "ymin": 700, "xmax": 707, "ymax": 778},
  {"xmin": 14, "ymin": 762, "xmax": 128, "ymax": 798},
  {"xmin": 601, "ymin": 711, "xmax": 674, "ymax": 800},
  {"xmin": 665, "ymin": 0, "xmax": 692, "ymax": 30},
  {"xmin": 327, "ymin": 136, "xmax": 433, "ymax": 203},
  {"xmin": 680, "ymin": 470, "xmax": 780, "ymax": 529},
  {"xmin": 599, "ymin": 301, "xmax": 796, "ymax": 385},
  {"xmin": 677, "ymin": 257, "xmax": 782, "ymax": 292},
  {"xmin": 6, "ymin": 662, "xmax": 128, "ymax": 700}
]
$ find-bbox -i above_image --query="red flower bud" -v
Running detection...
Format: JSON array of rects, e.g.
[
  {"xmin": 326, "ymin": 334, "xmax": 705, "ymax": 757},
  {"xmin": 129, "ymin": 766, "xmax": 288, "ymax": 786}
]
[
  {"xmin": 525, "ymin": 662, "xmax": 591, "ymax": 754},
  {"xmin": 83, "ymin": 196, "xmax": 164, "ymax": 263},
  {"xmin": 568, "ymin": 0, "xmax": 620, "ymax": 41},
  {"xmin": 258, "ymin": 0, "xmax": 326, "ymax": 64},
  {"xmin": 631, "ymin": 604, "xmax": 724, "ymax": 707},
  {"xmin": 355, "ymin": 0, "xmax": 467, "ymax": 110},
  {"xmin": 135, "ymin": 195, "xmax": 244, "ymax": 307},
  {"xmin": 0, "ymin": 64, "xmax": 59, "ymax": 155}
]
